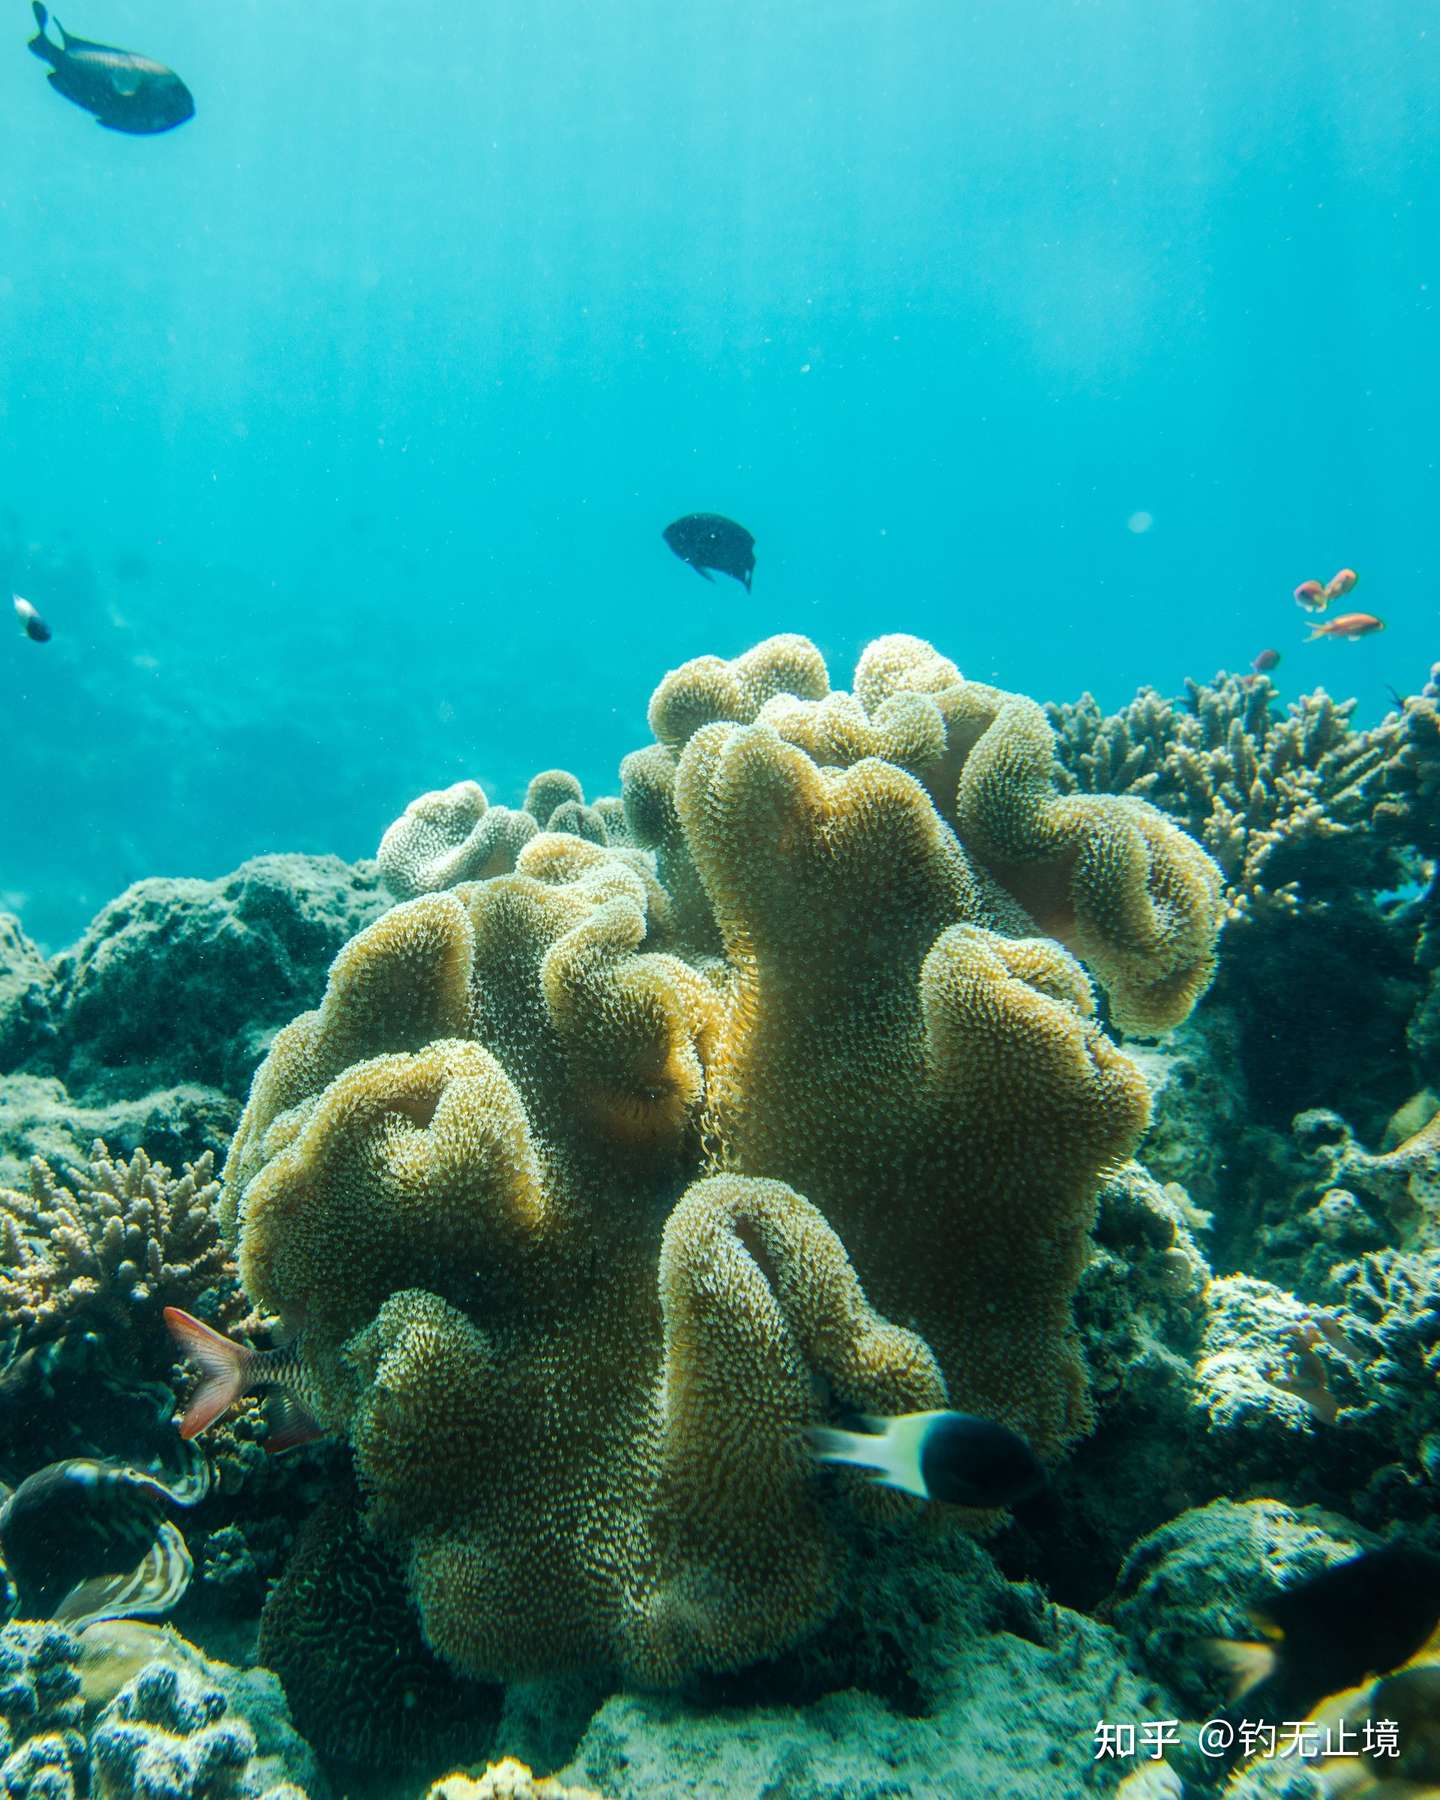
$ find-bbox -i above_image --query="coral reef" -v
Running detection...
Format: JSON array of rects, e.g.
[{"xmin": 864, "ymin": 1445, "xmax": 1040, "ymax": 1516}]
[
  {"xmin": 426, "ymin": 1763, "xmax": 608, "ymax": 1800},
  {"xmin": 1109, "ymin": 1498, "xmax": 1373, "ymax": 1711},
  {"xmin": 1046, "ymin": 674, "xmax": 1406, "ymax": 926},
  {"xmin": 0, "ymin": 1145, "xmax": 242, "ymax": 1374},
  {"xmin": 377, "ymin": 775, "xmax": 629, "ymax": 904},
  {"xmin": 550, "ymin": 1531, "xmax": 1168, "ymax": 1800},
  {"xmin": 0, "ymin": 1623, "xmax": 318, "ymax": 1800},
  {"xmin": 0, "ymin": 857, "xmax": 389, "ymax": 1181},
  {"xmin": 256, "ymin": 1491, "xmax": 498, "ymax": 1774},
  {"xmin": 218, "ymin": 633, "xmax": 1221, "ymax": 1689}
]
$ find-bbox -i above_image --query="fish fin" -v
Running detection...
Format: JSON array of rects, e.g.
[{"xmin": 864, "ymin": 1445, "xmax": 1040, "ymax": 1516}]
[
  {"xmin": 52, "ymin": 1522, "xmax": 193, "ymax": 1628},
  {"xmin": 691, "ymin": 564, "xmax": 715, "ymax": 583},
  {"xmin": 163, "ymin": 1307, "xmax": 252, "ymax": 1440},
  {"xmin": 262, "ymin": 1393, "xmax": 326, "ymax": 1455},
  {"xmin": 743, "ymin": 571, "xmax": 753, "ymax": 592},
  {"xmin": 809, "ymin": 1424, "xmax": 883, "ymax": 1471},
  {"xmin": 108, "ymin": 66, "xmax": 142, "ymax": 97},
  {"xmin": 27, "ymin": 0, "xmax": 55, "ymax": 54},
  {"xmin": 1203, "ymin": 1637, "xmax": 1276, "ymax": 1700}
]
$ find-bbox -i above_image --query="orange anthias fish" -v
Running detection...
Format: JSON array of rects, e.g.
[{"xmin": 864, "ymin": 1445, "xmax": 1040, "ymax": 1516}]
[
  {"xmin": 1293, "ymin": 568, "xmax": 1359, "ymax": 613},
  {"xmin": 1305, "ymin": 612, "xmax": 1384, "ymax": 642}
]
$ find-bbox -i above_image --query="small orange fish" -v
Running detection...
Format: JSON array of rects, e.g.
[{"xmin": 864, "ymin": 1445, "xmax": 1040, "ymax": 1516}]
[
  {"xmin": 1305, "ymin": 612, "xmax": 1384, "ymax": 642},
  {"xmin": 1324, "ymin": 567, "xmax": 1359, "ymax": 602},
  {"xmin": 1251, "ymin": 648, "xmax": 1281, "ymax": 675},
  {"xmin": 1294, "ymin": 579, "xmax": 1327, "ymax": 612}
]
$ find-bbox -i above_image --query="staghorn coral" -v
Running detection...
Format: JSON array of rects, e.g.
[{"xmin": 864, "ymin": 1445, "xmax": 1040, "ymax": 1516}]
[
  {"xmin": 0, "ymin": 1146, "xmax": 242, "ymax": 1377},
  {"xmin": 221, "ymin": 635, "xmax": 1220, "ymax": 1688},
  {"xmin": 1047, "ymin": 672, "xmax": 1408, "ymax": 925},
  {"xmin": 1374, "ymin": 661, "xmax": 1440, "ymax": 859}
]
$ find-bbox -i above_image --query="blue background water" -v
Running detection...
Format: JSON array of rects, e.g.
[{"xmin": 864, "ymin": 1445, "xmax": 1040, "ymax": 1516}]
[{"xmin": 1, "ymin": 0, "xmax": 1434, "ymax": 947}]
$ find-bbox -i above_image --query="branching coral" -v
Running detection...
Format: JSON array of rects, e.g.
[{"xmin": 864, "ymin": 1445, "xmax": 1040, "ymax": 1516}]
[
  {"xmin": 1047, "ymin": 673, "xmax": 1409, "ymax": 925},
  {"xmin": 0, "ymin": 1145, "xmax": 243, "ymax": 1375},
  {"xmin": 221, "ymin": 634, "xmax": 1220, "ymax": 1687}
]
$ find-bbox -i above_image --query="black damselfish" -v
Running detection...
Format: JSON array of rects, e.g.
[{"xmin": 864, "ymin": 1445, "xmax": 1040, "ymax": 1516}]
[
  {"xmin": 28, "ymin": 2, "xmax": 194, "ymax": 134},
  {"xmin": 810, "ymin": 1409, "xmax": 1045, "ymax": 1509},
  {"xmin": 1210, "ymin": 1543, "xmax": 1440, "ymax": 1715},
  {"xmin": 662, "ymin": 513, "xmax": 756, "ymax": 591}
]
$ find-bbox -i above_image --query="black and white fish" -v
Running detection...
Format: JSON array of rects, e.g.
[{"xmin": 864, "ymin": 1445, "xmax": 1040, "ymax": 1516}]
[
  {"xmin": 0, "ymin": 1457, "xmax": 205, "ymax": 1625},
  {"xmin": 662, "ymin": 513, "xmax": 756, "ymax": 592},
  {"xmin": 811, "ymin": 1409, "xmax": 1045, "ymax": 1509},
  {"xmin": 27, "ymin": 3, "xmax": 194, "ymax": 134},
  {"xmin": 13, "ymin": 594, "xmax": 51, "ymax": 642}
]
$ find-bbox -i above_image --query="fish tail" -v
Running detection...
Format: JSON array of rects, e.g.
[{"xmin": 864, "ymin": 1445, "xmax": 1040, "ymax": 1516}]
[
  {"xmin": 1304, "ymin": 625, "xmax": 1327, "ymax": 642},
  {"xmin": 28, "ymin": 1, "xmax": 55, "ymax": 56},
  {"xmin": 1203, "ymin": 1637, "xmax": 1277, "ymax": 1700},
  {"xmin": 163, "ymin": 1307, "xmax": 252, "ymax": 1439},
  {"xmin": 808, "ymin": 1423, "xmax": 887, "ymax": 1473}
]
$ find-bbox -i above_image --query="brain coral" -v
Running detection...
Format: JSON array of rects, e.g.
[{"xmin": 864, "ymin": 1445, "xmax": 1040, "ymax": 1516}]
[{"xmin": 223, "ymin": 635, "xmax": 1220, "ymax": 1688}]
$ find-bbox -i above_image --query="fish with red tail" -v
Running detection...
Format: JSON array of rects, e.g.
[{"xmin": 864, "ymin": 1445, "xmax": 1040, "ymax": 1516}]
[
  {"xmin": 1305, "ymin": 612, "xmax": 1384, "ymax": 642},
  {"xmin": 163, "ymin": 1307, "xmax": 325, "ymax": 1453}
]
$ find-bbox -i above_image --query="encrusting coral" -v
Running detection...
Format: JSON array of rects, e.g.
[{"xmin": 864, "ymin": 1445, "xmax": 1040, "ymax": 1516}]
[{"xmin": 220, "ymin": 634, "xmax": 1222, "ymax": 1689}]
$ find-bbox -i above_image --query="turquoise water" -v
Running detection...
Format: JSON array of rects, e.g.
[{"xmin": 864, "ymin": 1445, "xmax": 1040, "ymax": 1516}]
[{"xmin": 2, "ymin": 0, "xmax": 1434, "ymax": 945}]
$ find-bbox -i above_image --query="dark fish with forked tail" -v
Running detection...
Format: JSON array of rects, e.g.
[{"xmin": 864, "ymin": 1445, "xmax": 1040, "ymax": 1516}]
[
  {"xmin": 662, "ymin": 513, "xmax": 756, "ymax": 592},
  {"xmin": 27, "ymin": 2, "xmax": 194, "ymax": 134}
]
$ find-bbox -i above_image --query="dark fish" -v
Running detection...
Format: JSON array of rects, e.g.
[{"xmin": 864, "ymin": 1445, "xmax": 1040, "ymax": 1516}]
[
  {"xmin": 662, "ymin": 513, "xmax": 756, "ymax": 592},
  {"xmin": 811, "ymin": 1408, "xmax": 1045, "ymax": 1509},
  {"xmin": 27, "ymin": 2, "xmax": 194, "ymax": 135},
  {"xmin": 0, "ymin": 1331, "xmax": 107, "ymax": 1409},
  {"xmin": 13, "ymin": 593, "xmax": 51, "ymax": 642},
  {"xmin": 164, "ymin": 1306, "xmax": 325, "ymax": 1452},
  {"xmin": 1250, "ymin": 648, "xmax": 1281, "ymax": 675},
  {"xmin": 1209, "ymin": 1543, "xmax": 1440, "ymax": 1716},
  {"xmin": 0, "ymin": 1457, "xmax": 204, "ymax": 1624}
]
